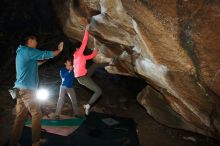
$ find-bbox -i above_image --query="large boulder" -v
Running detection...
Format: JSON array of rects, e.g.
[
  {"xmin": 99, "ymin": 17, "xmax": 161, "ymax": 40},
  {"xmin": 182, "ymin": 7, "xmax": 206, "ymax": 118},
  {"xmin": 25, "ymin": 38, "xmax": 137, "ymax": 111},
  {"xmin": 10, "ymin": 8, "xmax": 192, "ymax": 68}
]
[{"xmin": 52, "ymin": 0, "xmax": 220, "ymax": 140}]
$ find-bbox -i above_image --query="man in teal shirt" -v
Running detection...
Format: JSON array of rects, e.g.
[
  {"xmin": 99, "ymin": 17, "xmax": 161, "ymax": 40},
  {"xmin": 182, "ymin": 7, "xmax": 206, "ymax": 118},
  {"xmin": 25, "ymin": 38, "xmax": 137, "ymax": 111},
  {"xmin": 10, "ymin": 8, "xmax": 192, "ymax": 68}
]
[{"xmin": 10, "ymin": 34, "xmax": 64, "ymax": 146}]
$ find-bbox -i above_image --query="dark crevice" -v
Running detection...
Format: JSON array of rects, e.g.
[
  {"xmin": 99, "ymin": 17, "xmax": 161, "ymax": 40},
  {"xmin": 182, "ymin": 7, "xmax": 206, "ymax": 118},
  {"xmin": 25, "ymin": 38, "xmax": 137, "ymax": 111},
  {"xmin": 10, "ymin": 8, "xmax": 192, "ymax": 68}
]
[{"xmin": 177, "ymin": 0, "xmax": 200, "ymax": 82}]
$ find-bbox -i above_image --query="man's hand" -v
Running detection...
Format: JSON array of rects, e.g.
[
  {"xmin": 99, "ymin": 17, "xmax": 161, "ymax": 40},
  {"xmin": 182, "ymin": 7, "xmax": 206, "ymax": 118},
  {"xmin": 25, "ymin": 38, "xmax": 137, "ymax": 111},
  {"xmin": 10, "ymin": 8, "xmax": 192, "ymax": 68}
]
[
  {"xmin": 58, "ymin": 42, "xmax": 64, "ymax": 52},
  {"xmin": 53, "ymin": 42, "xmax": 64, "ymax": 57}
]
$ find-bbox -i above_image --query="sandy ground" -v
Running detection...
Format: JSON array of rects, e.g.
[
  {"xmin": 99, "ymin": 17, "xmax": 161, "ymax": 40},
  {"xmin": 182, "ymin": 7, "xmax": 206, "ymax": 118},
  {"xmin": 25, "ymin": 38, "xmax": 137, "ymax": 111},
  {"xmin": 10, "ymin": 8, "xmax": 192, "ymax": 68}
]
[{"xmin": 0, "ymin": 68, "xmax": 220, "ymax": 146}]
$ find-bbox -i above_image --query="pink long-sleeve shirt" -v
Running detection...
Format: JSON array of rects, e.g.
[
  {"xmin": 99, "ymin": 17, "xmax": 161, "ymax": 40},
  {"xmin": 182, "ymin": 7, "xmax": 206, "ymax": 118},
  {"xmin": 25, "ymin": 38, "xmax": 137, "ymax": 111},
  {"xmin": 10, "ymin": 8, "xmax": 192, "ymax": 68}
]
[{"xmin": 73, "ymin": 30, "xmax": 98, "ymax": 77}]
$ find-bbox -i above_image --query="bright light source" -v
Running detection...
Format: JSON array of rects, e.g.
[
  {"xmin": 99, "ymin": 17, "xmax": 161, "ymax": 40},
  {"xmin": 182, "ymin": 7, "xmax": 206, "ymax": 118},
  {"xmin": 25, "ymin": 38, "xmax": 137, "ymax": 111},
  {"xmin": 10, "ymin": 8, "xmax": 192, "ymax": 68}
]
[{"xmin": 36, "ymin": 89, "xmax": 49, "ymax": 101}]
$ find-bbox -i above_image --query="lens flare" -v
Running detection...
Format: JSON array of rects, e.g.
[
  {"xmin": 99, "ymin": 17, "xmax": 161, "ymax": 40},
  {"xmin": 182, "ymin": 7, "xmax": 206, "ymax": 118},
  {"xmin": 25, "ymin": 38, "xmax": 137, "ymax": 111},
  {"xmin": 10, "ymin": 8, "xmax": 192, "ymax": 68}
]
[{"xmin": 36, "ymin": 89, "xmax": 49, "ymax": 101}]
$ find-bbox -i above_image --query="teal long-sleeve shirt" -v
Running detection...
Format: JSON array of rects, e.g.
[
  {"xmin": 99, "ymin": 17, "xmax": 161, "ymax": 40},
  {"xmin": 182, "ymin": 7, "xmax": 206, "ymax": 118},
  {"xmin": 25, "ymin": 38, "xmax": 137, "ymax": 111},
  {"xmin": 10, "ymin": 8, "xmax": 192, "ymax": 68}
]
[{"xmin": 14, "ymin": 45, "xmax": 54, "ymax": 90}]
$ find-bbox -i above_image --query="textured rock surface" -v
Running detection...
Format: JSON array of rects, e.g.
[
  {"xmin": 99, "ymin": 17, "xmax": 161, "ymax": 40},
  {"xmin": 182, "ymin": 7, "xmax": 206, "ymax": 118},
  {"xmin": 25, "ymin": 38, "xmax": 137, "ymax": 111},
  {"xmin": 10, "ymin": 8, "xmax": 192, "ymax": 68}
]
[{"xmin": 52, "ymin": 0, "xmax": 220, "ymax": 139}]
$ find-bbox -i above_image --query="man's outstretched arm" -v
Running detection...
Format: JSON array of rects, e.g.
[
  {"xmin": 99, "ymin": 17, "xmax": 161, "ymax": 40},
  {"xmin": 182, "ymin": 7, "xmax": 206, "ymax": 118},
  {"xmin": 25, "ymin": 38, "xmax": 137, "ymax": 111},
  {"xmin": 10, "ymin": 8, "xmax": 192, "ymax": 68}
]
[{"xmin": 29, "ymin": 42, "xmax": 64, "ymax": 60}]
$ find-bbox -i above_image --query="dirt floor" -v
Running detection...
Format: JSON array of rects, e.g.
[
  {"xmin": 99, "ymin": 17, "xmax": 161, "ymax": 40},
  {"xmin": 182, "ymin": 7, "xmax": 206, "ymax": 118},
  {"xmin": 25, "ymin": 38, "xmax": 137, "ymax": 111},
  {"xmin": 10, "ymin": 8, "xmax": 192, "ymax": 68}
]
[{"xmin": 0, "ymin": 68, "xmax": 220, "ymax": 146}]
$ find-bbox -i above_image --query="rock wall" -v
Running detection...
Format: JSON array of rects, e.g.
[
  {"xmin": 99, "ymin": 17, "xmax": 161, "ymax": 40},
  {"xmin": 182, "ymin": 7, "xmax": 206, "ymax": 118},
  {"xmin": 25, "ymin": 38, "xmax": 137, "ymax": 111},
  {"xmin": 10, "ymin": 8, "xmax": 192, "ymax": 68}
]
[{"xmin": 52, "ymin": 0, "xmax": 220, "ymax": 139}]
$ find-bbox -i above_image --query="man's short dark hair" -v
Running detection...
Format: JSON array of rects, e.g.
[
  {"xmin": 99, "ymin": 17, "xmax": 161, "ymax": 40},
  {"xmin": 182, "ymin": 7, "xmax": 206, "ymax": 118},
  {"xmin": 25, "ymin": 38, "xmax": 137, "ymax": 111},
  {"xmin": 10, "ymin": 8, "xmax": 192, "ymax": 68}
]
[{"xmin": 20, "ymin": 33, "xmax": 37, "ymax": 46}]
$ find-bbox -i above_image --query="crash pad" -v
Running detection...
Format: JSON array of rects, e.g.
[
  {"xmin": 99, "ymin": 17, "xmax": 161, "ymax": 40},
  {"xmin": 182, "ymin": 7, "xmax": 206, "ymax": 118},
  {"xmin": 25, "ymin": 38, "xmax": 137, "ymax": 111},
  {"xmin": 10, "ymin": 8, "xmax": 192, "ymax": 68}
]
[
  {"xmin": 19, "ymin": 112, "xmax": 139, "ymax": 146},
  {"xmin": 25, "ymin": 115, "xmax": 84, "ymax": 136}
]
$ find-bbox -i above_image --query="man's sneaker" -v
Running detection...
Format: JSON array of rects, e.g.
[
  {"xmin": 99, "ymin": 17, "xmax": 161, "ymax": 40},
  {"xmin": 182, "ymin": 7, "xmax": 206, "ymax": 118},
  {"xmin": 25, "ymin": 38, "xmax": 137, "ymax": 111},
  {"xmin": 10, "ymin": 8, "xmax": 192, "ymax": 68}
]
[{"xmin": 83, "ymin": 104, "xmax": 90, "ymax": 115}]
